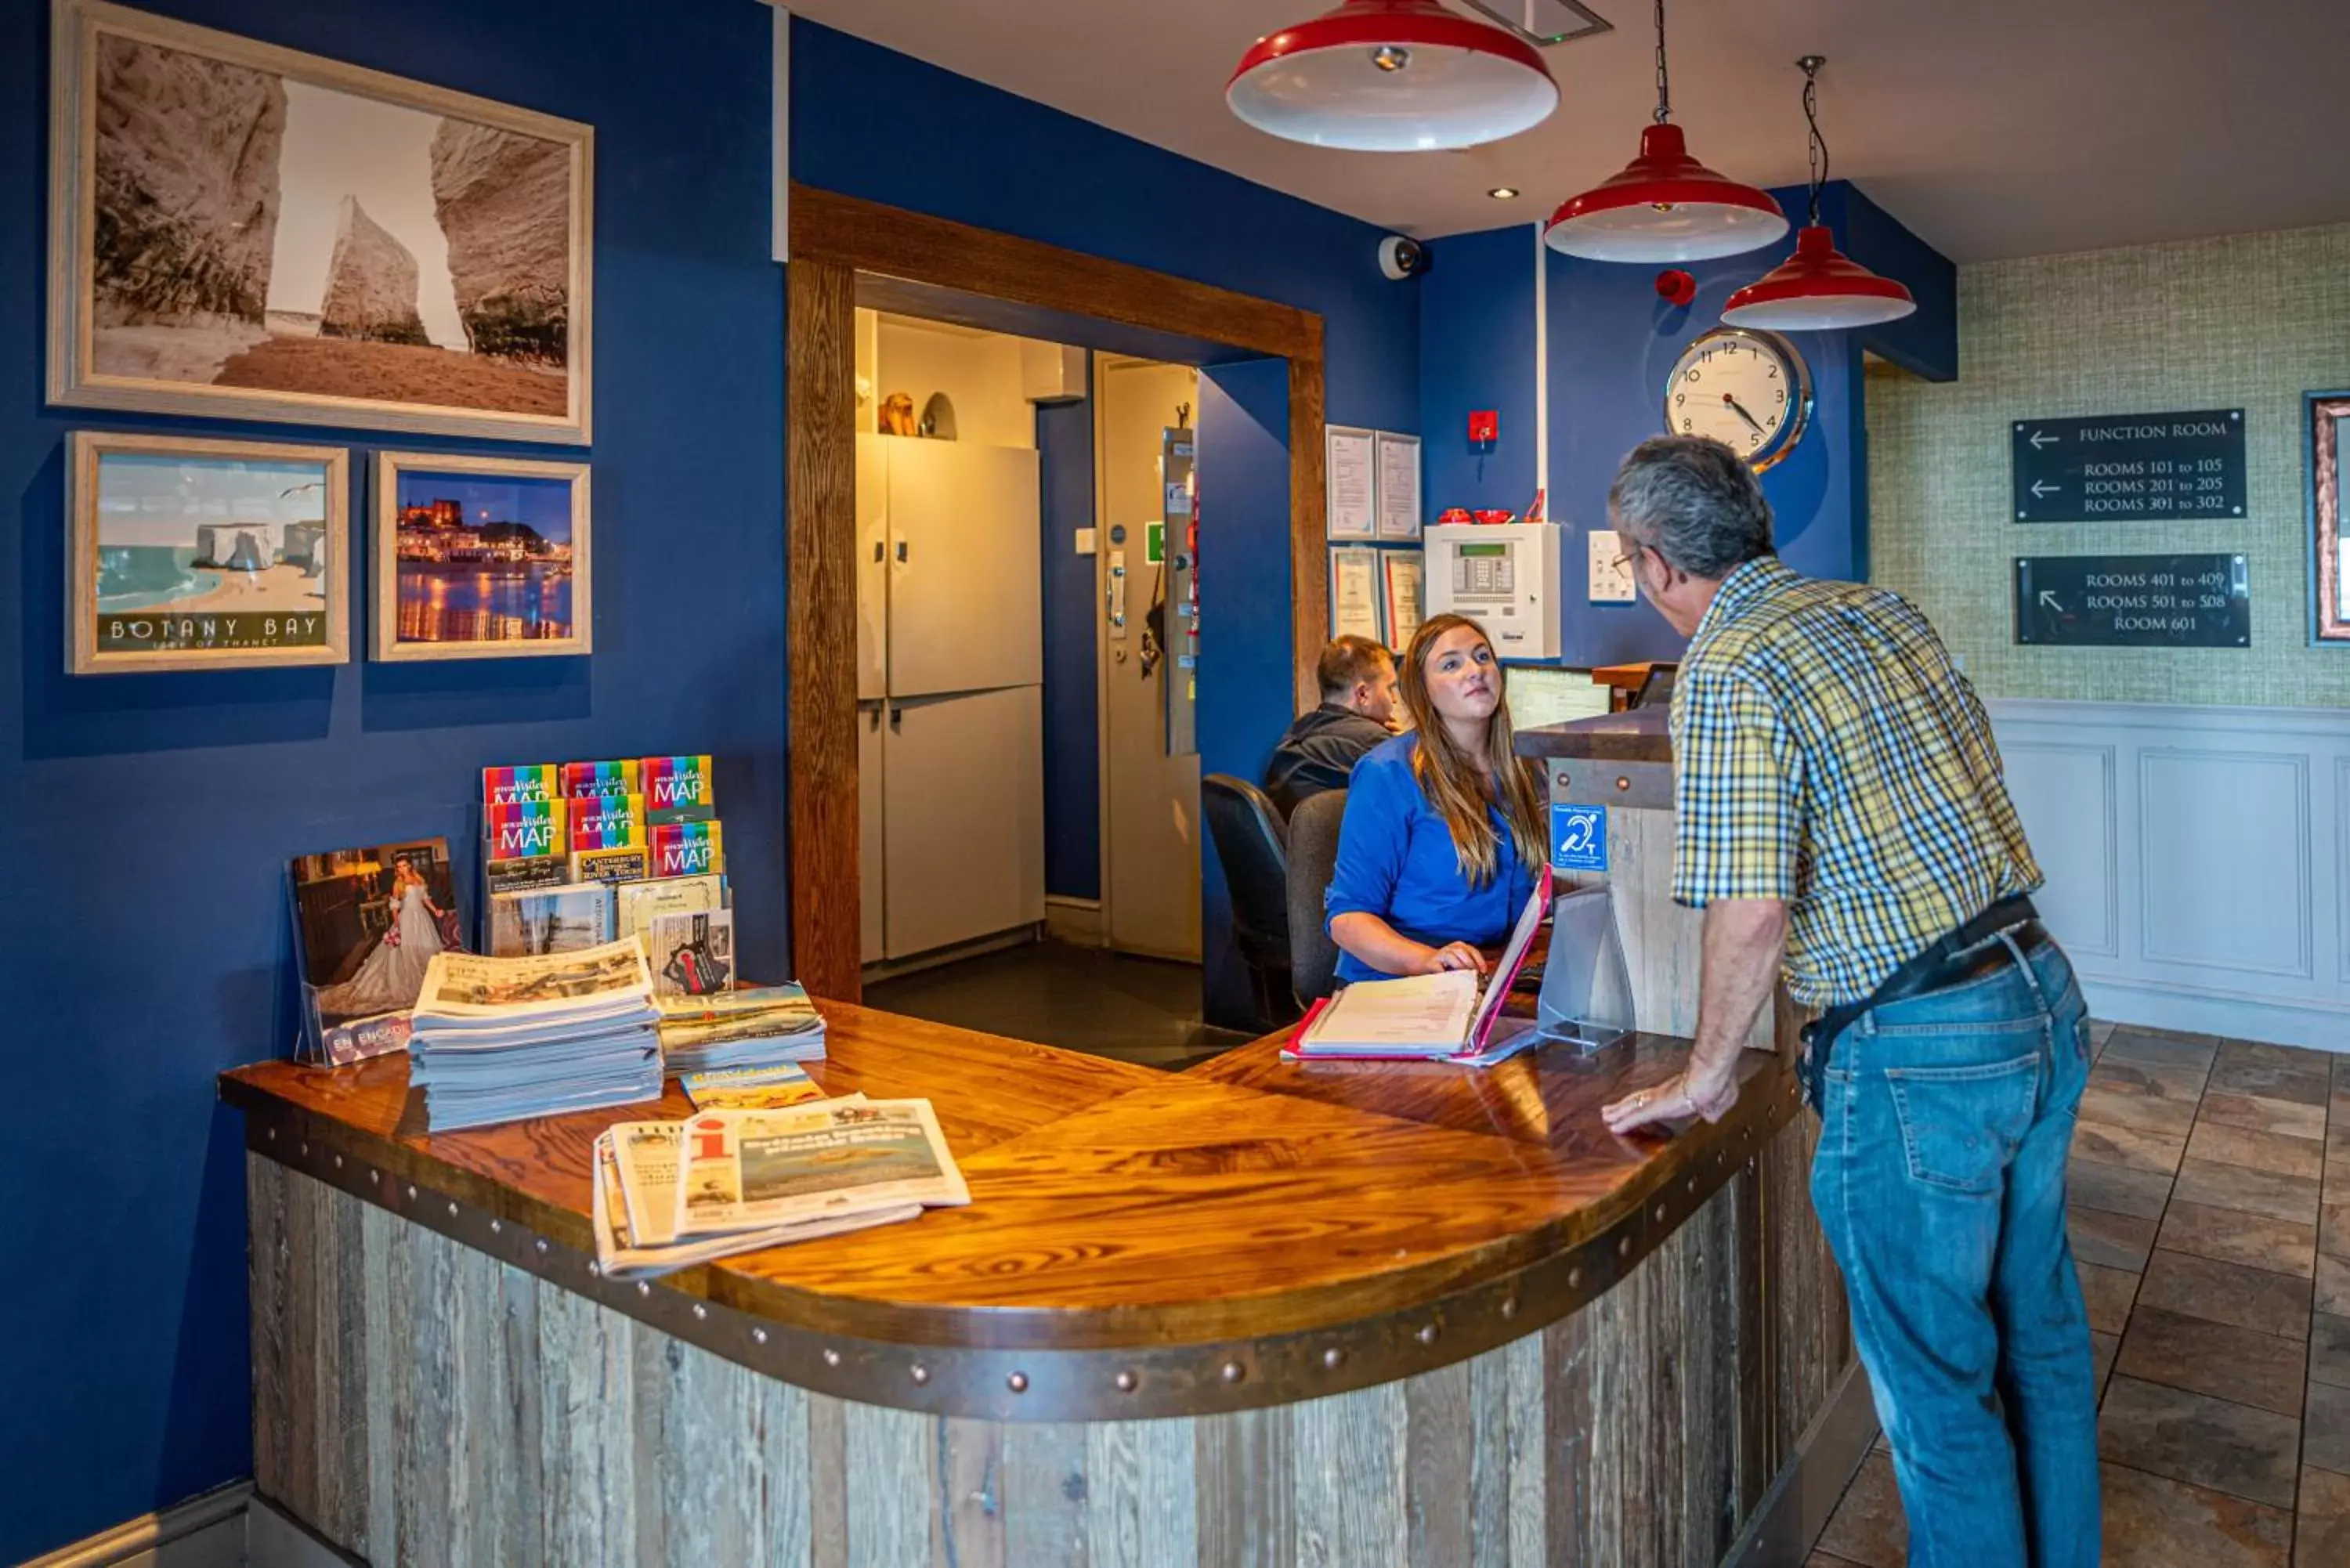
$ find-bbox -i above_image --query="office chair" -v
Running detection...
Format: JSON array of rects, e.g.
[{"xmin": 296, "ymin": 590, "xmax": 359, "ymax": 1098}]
[
  {"xmin": 1285, "ymin": 788, "xmax": 1347, "ymax": 1006},
  {"xmin": 1200, "ymin": 775, "xmax": 1299, "ymax": 1029}
]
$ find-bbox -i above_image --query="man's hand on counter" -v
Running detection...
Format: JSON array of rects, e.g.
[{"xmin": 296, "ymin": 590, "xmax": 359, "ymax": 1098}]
[{"xmin": 1600, "ymin": 898, "xmax": 1786, "ymax": 1136}]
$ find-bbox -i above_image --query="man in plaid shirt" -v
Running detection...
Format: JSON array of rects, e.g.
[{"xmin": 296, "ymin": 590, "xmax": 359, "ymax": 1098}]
[{"xmin": 1599, "ymin": 436, "xmax": 2098, "ymax": 1565}]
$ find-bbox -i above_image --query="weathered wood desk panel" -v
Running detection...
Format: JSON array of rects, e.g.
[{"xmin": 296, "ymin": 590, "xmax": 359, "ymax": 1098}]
[{"xmin": 228, "ymin": 980, "xmax": 1855, "ymax": 1566}]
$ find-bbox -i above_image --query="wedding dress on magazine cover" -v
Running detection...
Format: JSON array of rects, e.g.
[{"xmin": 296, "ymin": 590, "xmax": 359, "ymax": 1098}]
[{"xmin": 316, "ymin": 880, "xmax": 443, "ymax": 1018}]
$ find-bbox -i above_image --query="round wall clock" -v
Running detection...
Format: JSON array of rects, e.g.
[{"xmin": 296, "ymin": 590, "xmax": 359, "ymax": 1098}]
[{"xmin": 1661, "ymin": 327, "xmax": 1812, "ymax": 471}]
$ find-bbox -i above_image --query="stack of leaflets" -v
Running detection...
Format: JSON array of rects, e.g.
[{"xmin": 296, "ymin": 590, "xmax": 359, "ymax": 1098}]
[
  {"xmin": 409, "ymin": 940, "xmax": 664, "ymax": 1132},
  {"xmin": 656, "ymin": 982, "xmax": 827, "ymax": 1075},
  {"xmin": 594, "ymin": 1098, "xmax": 967, "ymax": 1279}
]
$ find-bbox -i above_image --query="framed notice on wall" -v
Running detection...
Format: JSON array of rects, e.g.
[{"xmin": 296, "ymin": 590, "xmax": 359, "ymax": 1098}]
[
  {"xmin": 1326, "ymin": 426, "xmax": 1376, "ymax": 540},
  {"xmin": 1329, "ymin": 546, "xmax": 1383, "ymax": 642},
  {"xmin": 1382, "ymin": 550, "xmax": 1424, "ymax": 652},
  {"xmin": 1375, "ymin": 432, "xmax": 1423, "ymax": 540}
]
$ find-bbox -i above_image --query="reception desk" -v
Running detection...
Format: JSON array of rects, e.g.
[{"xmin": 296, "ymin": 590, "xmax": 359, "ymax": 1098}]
[{"xmin": 222, "ymin": 717, "xmax": 1863, "ymax": 1566}]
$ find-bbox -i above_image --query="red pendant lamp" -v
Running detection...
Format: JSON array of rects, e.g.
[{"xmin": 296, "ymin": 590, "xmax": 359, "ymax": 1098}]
[
  {"xmin": 1722, "ymin": 59, "xmax": 1915, "ymax": 331},
  {"xmin": 1227, "ymin": 0, "xmax": 1560, "ymax": 153},
  {"xmin": 1544, "ymin": 0, "xmax": 1786, "ymax": 262}
]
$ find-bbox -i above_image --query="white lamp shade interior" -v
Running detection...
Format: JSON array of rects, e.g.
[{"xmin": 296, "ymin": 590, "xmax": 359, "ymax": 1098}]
[
  {"xmin": 1228, "ymin": 43, "xmax": 1559, "ymax": 151},
  {"xmin": 1546, "ymin": 202, "xmax": 1788, "ymax": 263},
  {"xmin": 1719, "ymin": 294, "xmax": 1917, "ymax": 331}
]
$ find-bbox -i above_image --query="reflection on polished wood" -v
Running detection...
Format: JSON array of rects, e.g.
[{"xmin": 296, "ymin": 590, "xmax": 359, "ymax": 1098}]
[
  {"xmin": 234, "ymin": 995, "xmax": 1857, "ymax": 1565},
  {"xmin": 225, "ymin": 1001, "xmax": 1795, "ymax": 1357}
]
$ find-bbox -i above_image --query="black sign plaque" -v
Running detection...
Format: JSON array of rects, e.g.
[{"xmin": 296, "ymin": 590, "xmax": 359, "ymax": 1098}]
[
  {"xmin": 2014, "ymin": 554, "xmax": 2250, "ymax": 649},
  {"xmin": 2011, "ymin": 409, "xmax": 2246, "ymax": 522}
]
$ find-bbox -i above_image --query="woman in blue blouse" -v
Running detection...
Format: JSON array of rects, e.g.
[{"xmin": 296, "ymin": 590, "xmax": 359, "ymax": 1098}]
[{"xmin": 1325, "ymin": 613, "xmax": 1548, "ymax": 981}]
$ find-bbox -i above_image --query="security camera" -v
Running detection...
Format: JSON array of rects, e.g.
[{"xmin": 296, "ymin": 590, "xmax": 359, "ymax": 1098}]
[{"xmin": 1378, "ymin": 235, "xmax": 1430, "ymax": 281}]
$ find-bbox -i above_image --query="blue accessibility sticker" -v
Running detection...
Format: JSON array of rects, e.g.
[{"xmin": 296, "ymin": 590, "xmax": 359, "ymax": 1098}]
[{"xmin": 1550, "ymin": 802, "xmax": 1607, "ymax": 873}]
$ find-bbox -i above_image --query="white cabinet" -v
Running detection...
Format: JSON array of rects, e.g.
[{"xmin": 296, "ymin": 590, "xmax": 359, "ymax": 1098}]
[
  {"xmin": 855, "ymin": 433, "xmax": 1046, "ymax": 963},
  {"xmin": 880, "ymin": 687, "xmax": 1044, "ymax": 959},
  {"xmin": 880, "ymin": 439, "xmax": 1041, "ymax": 698}
]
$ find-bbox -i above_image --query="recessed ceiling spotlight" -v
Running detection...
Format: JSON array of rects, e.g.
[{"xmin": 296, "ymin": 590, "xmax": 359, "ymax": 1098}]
[{"xmin": 1488, "ymin": 186, "xmax": 1520, "ymax": 199}]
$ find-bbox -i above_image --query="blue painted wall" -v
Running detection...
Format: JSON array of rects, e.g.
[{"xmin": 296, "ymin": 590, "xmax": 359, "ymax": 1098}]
[
  {"xmin": 1036, "ymin": 385, "xmax": 1100, "ymax": 901},
  {"xmin": 1420, "ymin": 182, "xmax": 1957, "ymax": 668},
  {"xmin": 0, "ymin": 0, "xmax": 785, "ymax": 1557},
  {"xmin": 793, "ymin": 20, "xmax": 1420, "ymax": 1029}
]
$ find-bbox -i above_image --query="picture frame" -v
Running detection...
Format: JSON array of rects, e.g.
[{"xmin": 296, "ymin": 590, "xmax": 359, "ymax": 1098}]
[
  {"xmin": 1329, "ymin": 544, "xmax": 1383, "ymax": 643},
  {"xmin": 48, "ymin": 0, "xmax": 594, "ymax": 444},
  {"xmin": 68, "ymin": 429, "xmax": 350, "ymax": 674},
  {"xmin": 2306, "ymin": 392, "xmax": 2350, "ymax": 645},
  {"xmin": 372, "ymin": 451, "xmax": 591, "ymax": 661}
]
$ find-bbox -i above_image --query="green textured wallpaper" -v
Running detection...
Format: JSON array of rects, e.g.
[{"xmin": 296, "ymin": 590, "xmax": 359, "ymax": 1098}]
[{"xmin": 1870, "ymin": 222, "xmax": 2350, "ymax": 707}]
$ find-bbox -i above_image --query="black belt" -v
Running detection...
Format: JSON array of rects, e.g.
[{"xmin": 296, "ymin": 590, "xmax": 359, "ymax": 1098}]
[{"xmin": 1798, "ymin": 894, "xmax": 2043, "ymax": 1111}]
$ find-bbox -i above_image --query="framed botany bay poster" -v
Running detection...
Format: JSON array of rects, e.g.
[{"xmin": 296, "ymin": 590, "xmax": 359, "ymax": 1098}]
[
  {"xmin": 69, "ymin": 430, "xmax": 351, "ymax": 674},
  {"xmin": 48, "ymin": 0, "xmax": 594, "ymax": 443}
]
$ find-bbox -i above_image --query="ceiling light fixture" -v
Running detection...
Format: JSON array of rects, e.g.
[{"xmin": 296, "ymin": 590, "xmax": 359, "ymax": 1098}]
[
  {"xmin": 1227, "ymin": 0, "xmax": 1560, "ymax": 153},
  {"xmin": 1722, "ymin": 57, "xmax": 1915, "ymax": 331},
  {"xmin": 1489, "ymin": 186, "xmax": 1520, "ymax": 199},
  {"xmin": 1543, "ymin": 0, "xmax": 1787, "ymax": 262}
]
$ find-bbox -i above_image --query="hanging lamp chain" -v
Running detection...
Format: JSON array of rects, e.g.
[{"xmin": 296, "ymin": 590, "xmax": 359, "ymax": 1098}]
[
  {"xmin": 1799, "ymin": 54, "xmax": 1828, "ymax": 227},
  {"xmin": 1652, "ymin": 0, "xmax": 1672, "ymax": 123}
]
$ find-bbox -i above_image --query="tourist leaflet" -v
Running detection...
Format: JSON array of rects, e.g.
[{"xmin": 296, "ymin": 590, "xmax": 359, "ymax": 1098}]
[
  {"xmin": 481, "ymin": 764, "xmax": 559, "ymax": 804},
  {"xmin": 642, "ymin": 755, "xmax": 715, "ymax": 822},
  {"xmin": 681, "ymin": 1061, "xmax": 832, "ymax": 1111}
]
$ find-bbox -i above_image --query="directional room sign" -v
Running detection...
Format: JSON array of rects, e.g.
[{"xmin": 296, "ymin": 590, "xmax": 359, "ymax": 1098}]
[
  {"xmin": 2013, "ymin": 554, "xmax": 2250, "ymax": 648},
  {"xmin": 2011, "ymin": 410, "xmax": 2246, "ymax": 523}
]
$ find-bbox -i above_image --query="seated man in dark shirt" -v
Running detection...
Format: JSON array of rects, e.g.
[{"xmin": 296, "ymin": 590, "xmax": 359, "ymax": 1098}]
[{"xmin": 1262, "ymin": 634, "xmax": 1400, "ymax": 818}]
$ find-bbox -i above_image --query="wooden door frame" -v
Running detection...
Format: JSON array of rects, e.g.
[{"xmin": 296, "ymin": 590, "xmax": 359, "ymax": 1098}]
[{"xmin": 786, "ymin": 185, "xmax": 1327, "ymax": 1002}]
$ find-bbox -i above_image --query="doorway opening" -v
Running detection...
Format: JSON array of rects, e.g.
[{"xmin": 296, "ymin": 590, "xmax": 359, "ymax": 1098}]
[{"xmin": 786, "ymin": 186, "xmax": 1329, "ymax": 1054}]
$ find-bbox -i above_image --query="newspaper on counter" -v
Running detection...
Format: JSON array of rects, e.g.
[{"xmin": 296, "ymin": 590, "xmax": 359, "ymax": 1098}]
[
  {"xmin": 410, "ymin": 940, "xmax": 663, "ymax": 1132},
  {"xmin": 656, "ymin": 982, "xmax": 827, "ymax": 1074},
  {"xmin": 667, "ymin": 1099, "xmax": 969, "ymax": 1239},
  {"xmin": 591, "ymin": 1130, "xmax": 917, "ymax": 1281}
]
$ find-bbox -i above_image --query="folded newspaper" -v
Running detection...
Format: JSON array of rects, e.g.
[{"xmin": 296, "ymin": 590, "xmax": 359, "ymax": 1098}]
[
  {"xmin": 410, "ymin": 941, "xmax": 664, "ymax": 1133},
  {"xmin": 595, "ymin": 1098, "xmax": 968, "ymax": 1277},
  {"xmin": 656, "ymin": 982, "xmax": 827, "ymax": 1075}
]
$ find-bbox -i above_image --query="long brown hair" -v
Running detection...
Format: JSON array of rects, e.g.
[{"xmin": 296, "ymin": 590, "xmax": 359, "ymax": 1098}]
[{"xmin": 1397, "ymin": 613, "xmax": 1546, "ymax": 886}]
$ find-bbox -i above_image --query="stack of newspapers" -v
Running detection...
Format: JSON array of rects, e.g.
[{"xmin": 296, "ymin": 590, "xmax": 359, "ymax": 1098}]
[
  {"xmin": 655, "ymin": 982, "xmax": 828, "ymax": 1075},
  {"xmin": 593, "ymin": 1097, "xmax": 968, "ymax": 1278},
  {"xmin": 410, "ymin": 941, "xmax": 663, "ymax": 1133}
]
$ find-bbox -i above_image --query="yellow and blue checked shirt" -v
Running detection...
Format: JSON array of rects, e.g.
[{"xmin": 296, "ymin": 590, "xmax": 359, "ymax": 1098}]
[{"xmin": 1667, "ymin": 556, "xmax": 2043, "ymax": 1008}]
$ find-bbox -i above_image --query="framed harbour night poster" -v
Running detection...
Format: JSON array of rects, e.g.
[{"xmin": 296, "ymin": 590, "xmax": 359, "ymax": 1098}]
[{"xmin": 371, "ymin": 452, "xmax": 591, "ymax": 660}]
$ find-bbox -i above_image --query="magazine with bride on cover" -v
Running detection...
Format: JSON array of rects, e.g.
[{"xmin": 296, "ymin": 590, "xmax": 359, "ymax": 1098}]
[{"xmin": 289, "ymin": 837, "xmax": 465, "ymax": 1065}]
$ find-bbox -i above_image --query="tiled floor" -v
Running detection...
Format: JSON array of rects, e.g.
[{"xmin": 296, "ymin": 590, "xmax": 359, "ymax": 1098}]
[{"xmin": 1809, "ymin": 1024, "xmax": 2350, "ymax": 1567}]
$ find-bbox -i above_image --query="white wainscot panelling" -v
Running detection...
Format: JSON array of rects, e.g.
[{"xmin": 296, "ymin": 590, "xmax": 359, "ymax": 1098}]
[
  {"xmin": 2000, "ymin": 742, "xmax": 2118, "ymax": 959},
  {"xmin": 2138, "ymin": 749, "xmax": 2311, "ymax": 979},
  {"xmin": 1990, "ymin": 700, "xmax": 2348, "ymax": 1054}
]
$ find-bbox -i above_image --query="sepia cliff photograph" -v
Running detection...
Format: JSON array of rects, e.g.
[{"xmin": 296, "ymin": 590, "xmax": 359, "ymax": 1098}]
[{"xmin": 50, "ymin": 1, "xmax": 591, "ymax": 443}]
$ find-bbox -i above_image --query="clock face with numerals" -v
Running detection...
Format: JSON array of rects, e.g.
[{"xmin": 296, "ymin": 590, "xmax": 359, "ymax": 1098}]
[{"xmin": 1662, "ymin": 328, "xmax": 1812, "ymax": 471}]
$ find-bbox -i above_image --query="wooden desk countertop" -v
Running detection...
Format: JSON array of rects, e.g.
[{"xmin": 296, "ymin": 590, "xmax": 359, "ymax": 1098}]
[{"xmin": 222, "ymin": 1000, "xmax": 1800, "ymax": 1419}]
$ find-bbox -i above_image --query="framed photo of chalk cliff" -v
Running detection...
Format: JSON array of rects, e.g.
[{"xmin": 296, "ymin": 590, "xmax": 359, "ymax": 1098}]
[
  {"xmin": 371, "ymin": 451, "xmax": 591, "ymax": 661},
  {"xmin": 46, "ymin": 0, "xmax": 594, "ymax": 444},
  {"xmin": 68, "ymin": 429, "xmax": 351, "ymax": 674}
]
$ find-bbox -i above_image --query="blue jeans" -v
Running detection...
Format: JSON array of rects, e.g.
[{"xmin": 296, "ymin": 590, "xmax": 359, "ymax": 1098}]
[{"xmin": 1810, "ymin": 933, "xmax": 2100, "ymax": 1566}]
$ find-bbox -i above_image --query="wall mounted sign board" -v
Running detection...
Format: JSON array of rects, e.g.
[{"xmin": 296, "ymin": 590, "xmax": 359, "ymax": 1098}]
[
  {"xmin": 1329, "ymin": 545, "xmax": 1383, "ymax": 643},
  {"xmin": 2013, "ymin": 554, "xmax": 2249, "ymax": 649},
  {"xmin": 1381, "ymin": 550, "xmax": 1424, "ymax": 652},
  {"xmin": 2011, "ymin": 410, "xmax": 2244, "ymax": 522}
]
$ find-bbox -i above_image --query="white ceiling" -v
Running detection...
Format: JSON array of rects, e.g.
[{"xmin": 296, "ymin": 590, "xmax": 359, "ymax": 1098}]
[{"xmin": 786, "ymin": 0, "xmax": 2350, "ymax": 263}]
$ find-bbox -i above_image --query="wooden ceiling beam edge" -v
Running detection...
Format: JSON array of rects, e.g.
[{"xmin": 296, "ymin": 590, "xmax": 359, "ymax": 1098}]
[{"xmin": 788, "ymin": 183, "xmax": 1319, "ymax": 363}]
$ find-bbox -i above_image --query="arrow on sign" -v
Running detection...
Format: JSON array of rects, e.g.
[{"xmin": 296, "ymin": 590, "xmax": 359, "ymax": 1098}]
[
  {"xmin": 2028, "ymin": 430, "xmax": 2059, "ymax": 450},
  {"xmin": 2037, "ymin": 591, "xmax": 2065, "ymax": 614},
  {"xmin": 2030, "ymin": 479, "xmax": 2061, "ymax": 498}
]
